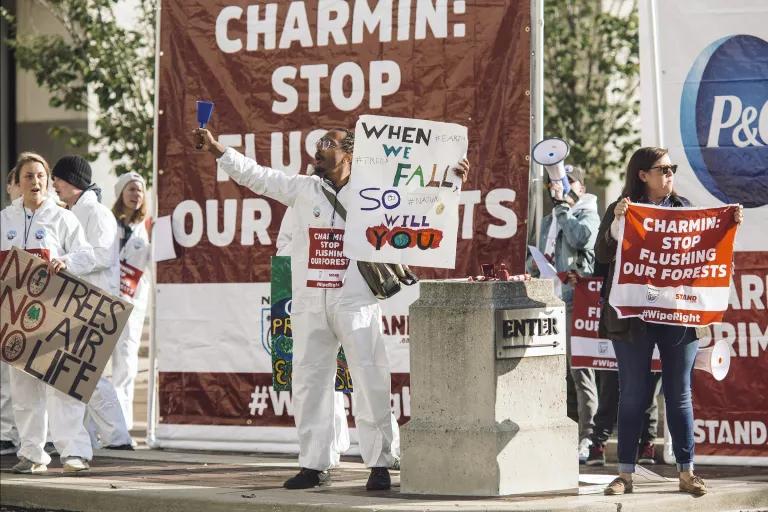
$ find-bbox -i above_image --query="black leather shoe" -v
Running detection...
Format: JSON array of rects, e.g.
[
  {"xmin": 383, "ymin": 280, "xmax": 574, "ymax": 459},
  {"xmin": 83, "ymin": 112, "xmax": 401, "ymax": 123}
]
[
  {"xmin": 283, "ymin": 468, "xmax": 331, "ymax": 489},
  {"xmin": 366, "ymin": 467, "xmax": 391, "ymax": 491},
  {"xmin": 104, "ymin": 444, "xmax": 135, "ymax": 451}
]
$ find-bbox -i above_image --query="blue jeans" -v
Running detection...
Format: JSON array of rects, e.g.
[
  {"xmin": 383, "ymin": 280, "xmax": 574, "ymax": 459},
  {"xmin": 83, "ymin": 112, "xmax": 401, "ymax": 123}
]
[{"xmin": 613, "ymin": 323, "xmax": 698, "ymax": 473}]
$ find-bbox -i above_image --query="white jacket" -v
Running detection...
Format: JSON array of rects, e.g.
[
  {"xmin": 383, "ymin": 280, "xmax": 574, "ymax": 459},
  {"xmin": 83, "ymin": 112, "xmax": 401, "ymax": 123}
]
[
  {"xmin": 276, "ymin": 206, "xmax": 295, "ymax": 256},
  {"xmin": 70, "ymin": 189, "xmax": 120, "ymax": 296},
  {"xmin": 217, "ymin": 148, "xmax": 377, "ymax": 312},
  {"xmin": 1, "ymin": 196, "xmax": 94, "ymax": 275}
]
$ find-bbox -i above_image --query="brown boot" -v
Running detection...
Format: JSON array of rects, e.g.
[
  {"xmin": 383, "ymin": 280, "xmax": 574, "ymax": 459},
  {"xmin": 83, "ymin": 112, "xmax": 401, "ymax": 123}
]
[
  {"xmin": 679, "ymin": 474, "xmax": 707, "ymax": 495},
  {"xmin": 604, "ymin": 476, "xmax": 634, "ymax": 495}
]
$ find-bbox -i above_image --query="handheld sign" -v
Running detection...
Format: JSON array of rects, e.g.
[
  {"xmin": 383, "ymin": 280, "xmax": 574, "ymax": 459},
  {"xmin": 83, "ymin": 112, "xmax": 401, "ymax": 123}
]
[
  {"xmin": 0, "ymin": 247, "xmax": 133, "ymax": 403},
  {"xmin": 609, "ymin": 203, "xmax": 737, "ymax": 326},
  {"xmin": 344, "ymin": 115, "xmax": 468, "ymax": 268},
  {"xmin": 196, "ymin": 100, "xmax": 214, "ymax": 128}
]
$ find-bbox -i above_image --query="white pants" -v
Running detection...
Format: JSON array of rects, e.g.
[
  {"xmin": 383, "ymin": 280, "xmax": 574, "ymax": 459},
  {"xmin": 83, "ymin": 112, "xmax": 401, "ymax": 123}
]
[
  {"xmin": 331, "ymin": 391, "xmax": 350, "ymax": 466},
  {"xmin": 292, "ymin": 303, "xmax": 394, "ymax": 471},
  {"xmin": 331, "ymin": 393, "xmax": 401, "ymax": 464},
  {"xmin": 1, "ymin": 362, "xmax": 19, "ymax": 444},
  {"xmin": 111, "ymin": 299, "xmax": 146, "ymax": 429},
  {"xmin": 85, "ymin": 377, "xmax": 132, "ymax": 447},
  {"xmin": 10, "ymin": 368, "xmax": 92, "ymax": 464}
]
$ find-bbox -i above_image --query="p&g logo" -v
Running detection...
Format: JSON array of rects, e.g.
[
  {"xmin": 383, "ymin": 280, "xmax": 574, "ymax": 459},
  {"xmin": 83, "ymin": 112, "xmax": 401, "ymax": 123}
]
[{"xmin": 680, "ymin": 35, "xmax": 768, "ymax": 208}]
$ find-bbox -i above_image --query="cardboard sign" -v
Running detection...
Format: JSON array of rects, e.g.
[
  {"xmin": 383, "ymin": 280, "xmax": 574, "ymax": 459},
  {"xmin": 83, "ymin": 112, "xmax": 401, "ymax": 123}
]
[
  {"xmin": 0, "ymin": 247, "xmax": 133, "ymax": 403},
  {"xmin": 271, "ymin": 256, "xmax": 351, "ymax": 393},
  {"xmin": 344, "ymin": 115, "xmax": 468, "ymax": 268},
  {"xmin": 306, "ymin": 228, "xmax": 349, "ymax": 288},
  {"xmin": 610, "ymin": 204, "xmax": 738, "ymax": 326},
  {"xmin": 571, "ymin": 277, "xmax": 661, "ymax": 371}
]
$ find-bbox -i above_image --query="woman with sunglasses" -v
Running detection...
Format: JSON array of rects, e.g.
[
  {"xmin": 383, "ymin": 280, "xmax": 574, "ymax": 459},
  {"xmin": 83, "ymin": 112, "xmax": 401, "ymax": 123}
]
[{"xmin": 595, "ymin": 147, "xmax": 743, "ymax": 496}]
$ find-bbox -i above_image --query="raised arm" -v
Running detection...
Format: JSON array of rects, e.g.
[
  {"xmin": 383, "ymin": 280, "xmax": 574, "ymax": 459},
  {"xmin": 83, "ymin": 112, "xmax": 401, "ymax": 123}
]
[{"xmin": 194, "ymin": 128, "xmax": 310, "ymax": 207}]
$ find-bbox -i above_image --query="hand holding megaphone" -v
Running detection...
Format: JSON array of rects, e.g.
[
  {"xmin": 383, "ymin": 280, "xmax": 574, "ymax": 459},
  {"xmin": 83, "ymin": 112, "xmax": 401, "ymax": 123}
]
[
  {"xmin": 532, "ymin": 137, "xmax": 571, "ymax": 200},
  {"xmin": 694, "ymin": 339, "xmax": 731, "ymax": 381}
]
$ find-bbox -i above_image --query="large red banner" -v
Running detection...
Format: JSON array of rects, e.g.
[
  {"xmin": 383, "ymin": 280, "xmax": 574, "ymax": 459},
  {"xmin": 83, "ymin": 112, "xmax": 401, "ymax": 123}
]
[
  {"xmin": 611, "ymin": 204, "xmax": 738, "ymax": 326},
  {"xmin": 156, "ymin": 0, "xmax": 530, "ymax": 284},
  {"xmin": 153, "ymin": 0, "xmax": 531, "ymax": 443},
  {"xmin": 692, "ymin": 252, "xmax": 768, "ymax": 460}
]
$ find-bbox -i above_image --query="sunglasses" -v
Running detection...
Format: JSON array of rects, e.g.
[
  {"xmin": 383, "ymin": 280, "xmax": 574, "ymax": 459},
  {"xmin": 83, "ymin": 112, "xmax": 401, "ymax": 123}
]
[
  {"xmin": 648, "ymin": 164, "xmax": 678, "ymax": 176},
  {"xmin": 316, "ymin": 138, "xmax": 339, "ymax": 151}
]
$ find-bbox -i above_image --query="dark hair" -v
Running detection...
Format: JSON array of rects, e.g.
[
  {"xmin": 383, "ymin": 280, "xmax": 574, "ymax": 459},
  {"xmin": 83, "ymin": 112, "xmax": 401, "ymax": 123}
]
[
  {"xmin": 12, "ymin": 152, "xmax": 50, "ymax": 184},
  {"xmin": 330, "ymin": 128, "xmax": 354, "ymax": 154},
  {"xmin": 621, "ymin": 146, "xmax": 675, "ymax": 201}
]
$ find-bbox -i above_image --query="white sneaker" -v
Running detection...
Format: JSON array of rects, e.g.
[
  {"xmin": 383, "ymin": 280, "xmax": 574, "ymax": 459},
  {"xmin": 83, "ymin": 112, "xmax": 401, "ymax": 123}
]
[
  {"xmin": 578, "ymin": 438, "xmax": 592, "ymax": 464},
  {"xmin": 12, "ymin": 456, "xmax": 47, "ymax": 474},
  {"xmin": 62, "ymin": 456, "xmax": 90, "ymax": 472}
]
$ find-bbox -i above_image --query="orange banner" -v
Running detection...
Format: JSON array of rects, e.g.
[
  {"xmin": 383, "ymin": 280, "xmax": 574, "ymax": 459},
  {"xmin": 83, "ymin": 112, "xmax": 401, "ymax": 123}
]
[{"xmin": 610, "ymin": 204, "xmax": 738, "ymax": 326}]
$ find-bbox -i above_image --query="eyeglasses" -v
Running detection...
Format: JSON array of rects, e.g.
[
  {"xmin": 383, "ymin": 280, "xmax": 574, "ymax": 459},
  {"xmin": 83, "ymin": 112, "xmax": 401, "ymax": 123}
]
[
  {"xmin": 316, "ymin": 138, "xmax": 339, "ymax": 151},
  {"xmin": 647, "ymin": 164, "xmax": 677, "ymax": 176}
]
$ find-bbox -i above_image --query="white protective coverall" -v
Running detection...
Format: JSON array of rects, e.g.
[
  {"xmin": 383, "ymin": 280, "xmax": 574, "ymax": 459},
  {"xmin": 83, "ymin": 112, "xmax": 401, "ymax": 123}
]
[
  {"xmin": 219, "ymin": 148, "xmax": 395, "ymax": 471},
  {"xmin": 70, "ymin": 189, "xmax": 132, "ymax": 447},
  {"xmin": 0, "ymin": 196, "xmax": 95, "ymax": 464},
  {"xmin": 276, "ymin": 207, "xmax": 350, "ymax": 465},
  {"xmin": 112, "ymin": 216, "xmax": 151, "ymax": 429},
  {"xmin": 0, "ymin": 360, "xmax": 19, "ymax": 447}
]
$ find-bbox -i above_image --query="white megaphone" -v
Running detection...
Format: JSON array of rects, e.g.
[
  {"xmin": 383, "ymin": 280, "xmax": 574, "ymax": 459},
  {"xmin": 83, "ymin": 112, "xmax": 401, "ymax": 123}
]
[
  {"xmin": 694, "ymin": 340, "xmax": 731, "ymax": 381},
  {"xmin": 532, "ymin": 137, "xmax": 571, "ymax": 198}
]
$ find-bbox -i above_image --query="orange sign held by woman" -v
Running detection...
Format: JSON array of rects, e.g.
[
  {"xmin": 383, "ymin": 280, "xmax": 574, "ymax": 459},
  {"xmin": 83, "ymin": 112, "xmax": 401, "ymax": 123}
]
[{"xmin": 610, "ymin": 203, "xmax": 738, "ymax": 326}]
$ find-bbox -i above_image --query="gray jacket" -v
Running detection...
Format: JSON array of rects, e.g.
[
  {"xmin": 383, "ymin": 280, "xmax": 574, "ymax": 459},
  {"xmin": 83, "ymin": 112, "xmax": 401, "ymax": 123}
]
[{"xmin": 536, "ymin": 193, "xmax": 600, "ymax": 304}]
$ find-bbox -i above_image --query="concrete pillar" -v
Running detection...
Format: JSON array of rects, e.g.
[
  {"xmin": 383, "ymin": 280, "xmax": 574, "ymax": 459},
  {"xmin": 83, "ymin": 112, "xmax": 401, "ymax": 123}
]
[{"xmin": 401, "ymin": 279, "xmax": 578, "ymax": 496}]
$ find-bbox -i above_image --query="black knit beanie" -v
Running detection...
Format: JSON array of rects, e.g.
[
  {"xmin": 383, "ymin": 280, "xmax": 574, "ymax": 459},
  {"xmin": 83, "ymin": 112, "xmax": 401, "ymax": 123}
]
[{"xmin": 52, "ymin": 155, "xmax": 92, "ymax": 191}]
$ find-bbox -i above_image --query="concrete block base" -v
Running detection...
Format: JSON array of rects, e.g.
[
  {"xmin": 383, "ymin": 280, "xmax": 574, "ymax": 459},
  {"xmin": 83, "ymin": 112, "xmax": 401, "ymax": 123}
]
[{"xmin": 401, "ymin": 279, "xmax": 579, "ymax": 496}]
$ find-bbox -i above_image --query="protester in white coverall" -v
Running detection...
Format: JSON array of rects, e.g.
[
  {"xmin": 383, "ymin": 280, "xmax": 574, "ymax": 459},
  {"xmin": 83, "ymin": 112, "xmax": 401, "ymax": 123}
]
[
  {"xmin": 0, "ymin": 168, "xmax": 22, "ymax": 456},
  {"xmin": 276, "ymin": 206, "xmax": 352, "ymax": 467},
  {"xmin": 110, "ymin": 172, "xmax": 152, "ymax": 430},
  {"xmin": 0, "ymin": 152, "xmax": 95, "ymax": 473},
  {"xmin": 278, "ymin": 206, "xmax": 402, "ymax": 469},
  {"xmin": 195, "ymin": 127, "xmax": 468, "ymax": 491},
  {"xmin": 51, "ymin": 155, "xmax": 133, "ymax": 450}
]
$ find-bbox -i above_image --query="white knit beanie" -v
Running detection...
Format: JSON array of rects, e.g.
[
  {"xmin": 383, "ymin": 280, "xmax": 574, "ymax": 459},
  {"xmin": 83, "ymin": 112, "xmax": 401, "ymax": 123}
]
[{"xmin": 114, "ymin": 172, "xmax": 146, "ymax": 198}]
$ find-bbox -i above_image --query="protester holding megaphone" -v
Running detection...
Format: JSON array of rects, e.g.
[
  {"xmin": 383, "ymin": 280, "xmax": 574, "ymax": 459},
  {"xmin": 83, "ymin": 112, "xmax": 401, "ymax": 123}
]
[
  {"xmin": 595, "ymin": 147, "xmax": 744, "ymax": 497},
  {"xmin": 531, "ymin": 161, "xmax": 601, "ymax": 463}
]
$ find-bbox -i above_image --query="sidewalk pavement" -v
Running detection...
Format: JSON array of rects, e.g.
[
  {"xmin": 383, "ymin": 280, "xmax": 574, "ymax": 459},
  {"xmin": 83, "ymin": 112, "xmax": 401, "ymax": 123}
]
[{"xmin": 2, "ymin": 448, "xmax": 767, "ymax": 512}]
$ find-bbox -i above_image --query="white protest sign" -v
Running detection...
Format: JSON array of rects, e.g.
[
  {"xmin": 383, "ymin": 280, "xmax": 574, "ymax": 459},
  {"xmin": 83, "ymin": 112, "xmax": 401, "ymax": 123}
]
[
  {"xmin": 528, "ymin": 245, "xmax": 562, "ymax": 297},
  {"xmin": 343, "ymin": 115, "xmax": 468, "ymax": 268}
]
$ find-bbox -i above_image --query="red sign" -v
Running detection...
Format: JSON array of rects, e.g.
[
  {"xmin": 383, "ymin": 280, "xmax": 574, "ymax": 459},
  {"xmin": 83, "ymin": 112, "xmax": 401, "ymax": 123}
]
[
  {"xmin": 306, "ymin": 228, "xmax": 349, "ymax": 288},
  {"xmin": 120, "ymin": 261, "xmax": 144, "ymax": 298},
  {"xmin": 571, "ymin": 277, "xmax": 661, "ymax": 371},
  {"xmin": 610, "ymin": 204, "xmax": 738, "ymax": 326},
  {"xmin": 0, "ymin": 248, "xmax": 51, "ymax": 266}
]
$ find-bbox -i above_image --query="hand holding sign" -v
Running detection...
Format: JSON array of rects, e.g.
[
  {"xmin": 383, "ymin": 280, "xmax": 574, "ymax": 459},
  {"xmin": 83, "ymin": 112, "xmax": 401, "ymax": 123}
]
[
  {"xmin": 614, "ymin": 197, "xmax": 631, "ymax": 217},
  {"xmin": 733, "ymin": 204, "xmax": 744, "ymax": 225},
  {"xmin": 454, "ymin": 158, "xmax": 470, "ymax": 183}
]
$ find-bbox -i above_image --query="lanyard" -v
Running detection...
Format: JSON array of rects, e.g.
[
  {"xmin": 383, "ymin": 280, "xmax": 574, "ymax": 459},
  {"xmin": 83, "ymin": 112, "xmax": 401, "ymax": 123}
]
[{"xmin": 23, "ymin": 208, "xmax": 37, "ymax": 249}]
